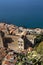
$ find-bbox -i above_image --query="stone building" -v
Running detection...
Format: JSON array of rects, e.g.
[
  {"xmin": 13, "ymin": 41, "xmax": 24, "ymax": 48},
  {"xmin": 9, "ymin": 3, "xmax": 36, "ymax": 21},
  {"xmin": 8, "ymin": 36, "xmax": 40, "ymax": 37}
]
[
  {"xmin": 18, "ymin": 38, "xmax": 24, "ymax": 51},
  {"xmin": 0, "ymin": 31, "xmax": 3, "ymax": 47},
  {"xmin": 17, "ymin": 35, "xmax": 33, "ymax": 52}
]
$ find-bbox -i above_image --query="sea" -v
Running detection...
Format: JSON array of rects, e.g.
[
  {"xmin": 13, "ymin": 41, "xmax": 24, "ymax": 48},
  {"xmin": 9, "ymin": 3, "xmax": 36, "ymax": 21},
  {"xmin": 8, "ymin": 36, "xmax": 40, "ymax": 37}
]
[{"xmin": 0, "ymin": 0, "xmax": 43, "ymax": 28}]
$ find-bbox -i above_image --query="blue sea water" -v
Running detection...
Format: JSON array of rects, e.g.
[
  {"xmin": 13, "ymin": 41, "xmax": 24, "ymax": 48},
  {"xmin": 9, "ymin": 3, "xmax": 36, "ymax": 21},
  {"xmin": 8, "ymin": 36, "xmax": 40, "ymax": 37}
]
[{"xmin": 0, "ymin": 0, "xmax": 43, "ymax": 28}]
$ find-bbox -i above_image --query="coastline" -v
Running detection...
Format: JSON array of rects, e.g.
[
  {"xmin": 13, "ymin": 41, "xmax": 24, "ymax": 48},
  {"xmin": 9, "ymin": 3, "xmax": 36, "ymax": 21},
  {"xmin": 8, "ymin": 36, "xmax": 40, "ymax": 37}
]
[{"xmin": 0, "ymin": 21, "xmax": 43, "ymax": 29}]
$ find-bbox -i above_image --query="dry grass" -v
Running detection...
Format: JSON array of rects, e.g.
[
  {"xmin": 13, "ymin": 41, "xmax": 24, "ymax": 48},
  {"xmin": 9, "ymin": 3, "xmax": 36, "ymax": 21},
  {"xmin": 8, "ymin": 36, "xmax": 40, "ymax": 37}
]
[{"xmin": 34, "ymin": 41, "xmax": 43, "ymax": 65}]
